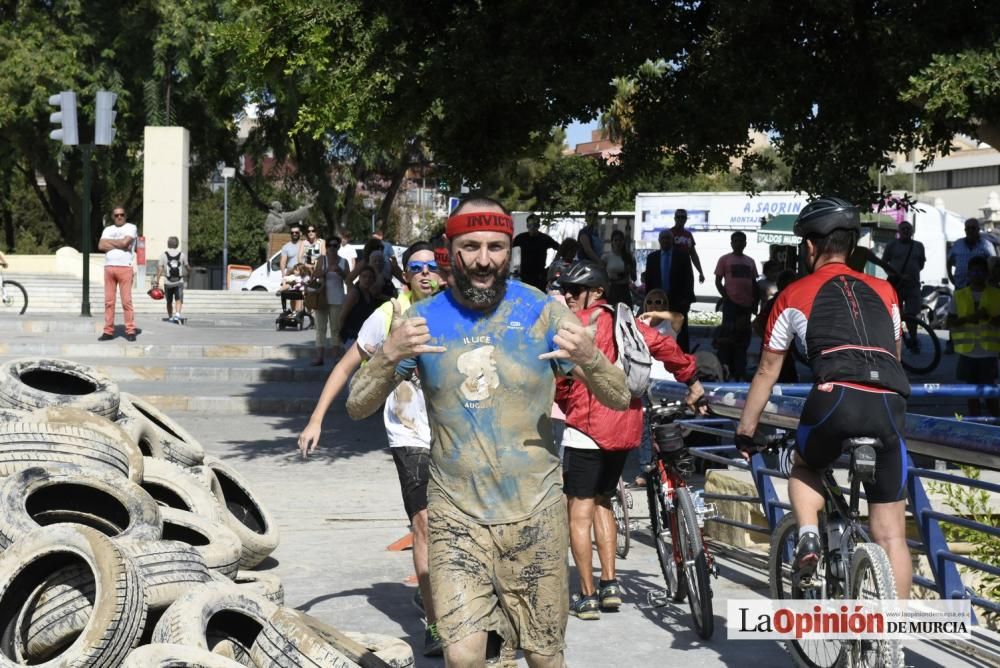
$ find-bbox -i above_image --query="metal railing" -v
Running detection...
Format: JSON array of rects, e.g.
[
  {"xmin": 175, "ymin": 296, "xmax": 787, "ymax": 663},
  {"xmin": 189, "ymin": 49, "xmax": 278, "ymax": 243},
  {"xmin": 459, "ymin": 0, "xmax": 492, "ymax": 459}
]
[{"xmin": 649, "ymin": 379, "xmax": 1000, "ymax": 621}]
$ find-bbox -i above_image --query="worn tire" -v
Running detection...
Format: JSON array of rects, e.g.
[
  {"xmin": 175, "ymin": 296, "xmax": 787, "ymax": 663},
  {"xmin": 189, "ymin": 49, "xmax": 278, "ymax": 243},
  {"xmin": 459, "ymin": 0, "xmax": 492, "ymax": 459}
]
[
  {"xmin": 0, "ymin": 409, "xmax": 25, "ymax": 422},
  {"xmin": 159, "ymin": 507, "xmax": 241, "ymax": 580},
  {"xmin": 117, "ymin": 393, "xmax": 205, "ymax": 466},
  {"xmin": 0, "ymin": 464, "xmax": 162, "ymax": 550},
  {"xmin": 122, "ymin": 643, "xmax": 245, "ymax": 667},
  {"xmin": 202, "ymin": 456, "xmax": 279, "ymax": 569},
  {"xmin": 140, "ymin": 457, "xmax": 224, "ymax": 523},
  {"xmin": 255, "ymin": 607, "xmax": 411, "ymax": 668},
  {"xmin": 0, "ymin": 358, "xmax": 119, "ymax": 419},
  {"xmin": 19, "ymin": 538, "xmax": 211, "ymax": 659},
  {"xmin": 25, "ymin": 407, "xmax": 144, "ymax": 482},
  {"xmin": 0, "ymin": 524, "xmax": 146, "ymax": 667},
  {"xmin": 209, "ymin": 568, "xmax": 285, "ymax": 605},
  {"xmin": 120, "ymin": 539, "xmax": 213, "ymax": 610},
  {"xmin": 151, "ymin": 582, "xmax": 279, "ymax": 656},
  {"xmin": 0, "ymin": 421, "xmax": 139, "ymax": 482},
  {"xmin": 188, "ymin": 464, "xmax": 224, "ymax": 499}
]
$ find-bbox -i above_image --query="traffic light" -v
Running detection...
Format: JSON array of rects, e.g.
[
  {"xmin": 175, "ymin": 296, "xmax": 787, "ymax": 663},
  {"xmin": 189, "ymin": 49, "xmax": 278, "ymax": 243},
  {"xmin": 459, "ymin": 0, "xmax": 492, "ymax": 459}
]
[
  {"xmin": 48, "ymin": 91, "xmax": 79, "ymax": 146},
  {"xmin": 94, "ymin": 91, "xmax": 117, "ymax": 146}
]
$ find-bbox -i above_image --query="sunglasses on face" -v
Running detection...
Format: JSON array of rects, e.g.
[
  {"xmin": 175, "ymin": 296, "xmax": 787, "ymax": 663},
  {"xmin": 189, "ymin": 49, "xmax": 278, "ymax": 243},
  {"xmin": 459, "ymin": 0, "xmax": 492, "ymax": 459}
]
[
  {"xmin": 560, "ymin": 284, "xmax": 586, "ymax": 296},
  {"xmin": 645, "ymin": 299, "xmax": 665, "ymax": 306},
  {"xmin": 113, "ymin": 213, "xmax": 125, "ymax": 218},
  {"xmin": 407, "ymin": 260, "xmax": 439, "ymax": 273},
  {"xmin": 290, "ymin": 231, "xmax": 301, "ymax": 236}
]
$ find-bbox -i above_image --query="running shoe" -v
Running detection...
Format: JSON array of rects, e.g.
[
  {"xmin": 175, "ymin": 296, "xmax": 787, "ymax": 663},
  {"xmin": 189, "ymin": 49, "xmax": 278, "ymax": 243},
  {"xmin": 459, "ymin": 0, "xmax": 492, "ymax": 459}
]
[
  {"xmin": 791, "ymin": 531, "xmax": 821, "ymax": 587},
  {"xmin": 598, "ymin": 580, "xmax": 622, "ymax": 611},
  {"xmin": 423, "ymin": 622, "xmax": 443, "ymax": 656},
  {"xmin": 569, "ymin": 593, "xmax": 600, "ymax": 620}
]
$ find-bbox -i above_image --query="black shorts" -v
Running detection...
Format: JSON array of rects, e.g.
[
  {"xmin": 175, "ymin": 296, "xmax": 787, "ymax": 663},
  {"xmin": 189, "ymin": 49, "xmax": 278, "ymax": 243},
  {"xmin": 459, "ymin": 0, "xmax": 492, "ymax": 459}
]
[
  {"xmin": 562, "ymin": 448, "xmax": 628, "ymax": 499},
  {"xmin": 956, "ymin": 355, "xmax": 999, "ymax": 385},
  {"xmin": 391, "ymin": 447, "xmax": 429, "ymax": 519},
  {"xmin": 796, "ymin": 384, "xmax": 908, "ymax": 504},
  {"xmin": 165, "ymin": 283, "xmax": 183, "ymax": 305}
]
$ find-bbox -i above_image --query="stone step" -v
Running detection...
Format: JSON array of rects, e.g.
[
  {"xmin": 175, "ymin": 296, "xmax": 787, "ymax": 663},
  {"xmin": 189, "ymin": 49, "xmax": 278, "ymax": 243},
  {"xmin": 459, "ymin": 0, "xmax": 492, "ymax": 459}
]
[
  {"xmin": 116, "ymin": 380, "xmax": 328, "ymax": 415},
  {"xmin": 85, "ymin": 358, "xmax": 331, "ymax": 383},
  {"xmin": 0, "ymin": 341, "xmax": 316, "ymax": 360}
]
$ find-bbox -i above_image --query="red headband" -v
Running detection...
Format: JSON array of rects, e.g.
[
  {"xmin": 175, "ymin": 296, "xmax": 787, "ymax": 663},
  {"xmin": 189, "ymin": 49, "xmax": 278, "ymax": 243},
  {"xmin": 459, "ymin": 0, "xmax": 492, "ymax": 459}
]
[{"xmin": 445, "ymin": 212, "xmax": 514, "ymax": 239}]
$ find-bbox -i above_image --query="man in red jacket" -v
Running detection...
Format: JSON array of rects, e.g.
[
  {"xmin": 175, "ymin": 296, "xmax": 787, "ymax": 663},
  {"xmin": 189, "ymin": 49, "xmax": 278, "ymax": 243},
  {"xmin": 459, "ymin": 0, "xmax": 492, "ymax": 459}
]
[{"xmin": 555, "ymin": 261, "xmax": 706, "ymax": 619}]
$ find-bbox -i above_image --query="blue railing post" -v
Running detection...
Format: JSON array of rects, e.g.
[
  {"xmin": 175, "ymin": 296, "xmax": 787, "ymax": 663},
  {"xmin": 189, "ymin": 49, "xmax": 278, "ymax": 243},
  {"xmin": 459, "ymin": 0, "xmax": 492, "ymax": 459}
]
[
  {"xmin": 750, "ymin": 451, "xmax": 785, "ymax": 530},
  {"xmin": 904, "ymin": 453, "xmax": 967, "ymax": 601}
]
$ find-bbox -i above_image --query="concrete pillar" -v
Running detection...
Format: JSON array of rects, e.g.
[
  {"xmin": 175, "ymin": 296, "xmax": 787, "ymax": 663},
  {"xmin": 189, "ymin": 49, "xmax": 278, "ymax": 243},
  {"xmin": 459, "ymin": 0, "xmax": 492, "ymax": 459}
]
[{"xmin": 142, "ymin": 127, "xmax": 190, "ymax": 271}]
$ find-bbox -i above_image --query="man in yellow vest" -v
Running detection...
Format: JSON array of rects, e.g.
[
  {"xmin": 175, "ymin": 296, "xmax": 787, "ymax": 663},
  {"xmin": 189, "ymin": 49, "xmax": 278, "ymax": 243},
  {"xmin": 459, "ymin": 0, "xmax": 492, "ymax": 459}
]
[{"xmin": 948, "ymin": 255, "xmax": 1000, "ymax": 417}]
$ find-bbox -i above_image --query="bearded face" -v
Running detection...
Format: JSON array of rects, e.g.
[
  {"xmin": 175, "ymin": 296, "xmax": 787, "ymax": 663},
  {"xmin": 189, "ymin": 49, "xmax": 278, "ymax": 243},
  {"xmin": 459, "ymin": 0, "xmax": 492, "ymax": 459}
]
[{"xmin": 449, "ymin": 231, "xmax": 512, "ymax": 310}]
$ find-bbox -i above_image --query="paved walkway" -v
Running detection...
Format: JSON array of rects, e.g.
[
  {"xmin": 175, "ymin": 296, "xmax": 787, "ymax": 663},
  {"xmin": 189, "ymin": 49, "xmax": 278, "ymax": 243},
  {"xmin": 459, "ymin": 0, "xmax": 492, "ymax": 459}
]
[{"xmin": 1, "ymin": 314, "xmax": 997, "ymax": 665}]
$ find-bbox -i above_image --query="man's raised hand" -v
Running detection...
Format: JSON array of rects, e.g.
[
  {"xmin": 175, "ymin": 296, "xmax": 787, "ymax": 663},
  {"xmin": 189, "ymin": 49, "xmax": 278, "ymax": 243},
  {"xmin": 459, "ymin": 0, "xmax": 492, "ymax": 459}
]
[
  {"xmin": 539, "ymin": 309, "xmax": 601, "ymax": 366},
  {"xmin": 382, "ymin": 298, "xmax": 446, "ymax": 362}
]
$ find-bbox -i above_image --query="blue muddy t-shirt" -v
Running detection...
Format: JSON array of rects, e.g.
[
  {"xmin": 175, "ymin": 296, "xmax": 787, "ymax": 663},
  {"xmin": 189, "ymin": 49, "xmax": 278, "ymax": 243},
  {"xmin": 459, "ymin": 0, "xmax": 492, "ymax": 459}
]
[{"xmin": 405, "ymin": 280, "xmax": 574, "ymax": 524}]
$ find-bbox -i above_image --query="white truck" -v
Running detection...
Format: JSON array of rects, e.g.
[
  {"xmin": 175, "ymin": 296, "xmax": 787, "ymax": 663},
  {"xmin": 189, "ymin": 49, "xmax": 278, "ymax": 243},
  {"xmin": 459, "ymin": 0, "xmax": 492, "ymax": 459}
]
[{"xmin": 634, "ymin": 191, "xmax": 964, "ymax": 306}]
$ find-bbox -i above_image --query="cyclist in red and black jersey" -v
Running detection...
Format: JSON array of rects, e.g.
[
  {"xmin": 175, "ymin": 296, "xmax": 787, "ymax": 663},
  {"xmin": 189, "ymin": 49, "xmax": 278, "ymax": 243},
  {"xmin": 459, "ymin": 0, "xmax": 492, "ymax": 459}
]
[{"xmin": 736, "ymin": 197, "xmax": 912, "ymax": 598}]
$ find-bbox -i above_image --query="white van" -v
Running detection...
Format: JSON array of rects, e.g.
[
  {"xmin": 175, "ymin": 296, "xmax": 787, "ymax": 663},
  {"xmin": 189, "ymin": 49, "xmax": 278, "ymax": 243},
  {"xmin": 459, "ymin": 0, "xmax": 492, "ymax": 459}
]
[{"xmin": 241, "ymin": 243, "xmax": 403, "ymax": 291}]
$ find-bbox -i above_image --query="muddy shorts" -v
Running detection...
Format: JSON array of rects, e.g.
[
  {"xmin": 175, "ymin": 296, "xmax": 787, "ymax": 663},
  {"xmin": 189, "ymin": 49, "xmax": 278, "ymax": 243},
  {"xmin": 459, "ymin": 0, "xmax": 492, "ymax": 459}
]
[
  {"xmin": 390, "ymin": 446, "xmax": 429, "ymax": 519},
  {"xmin": 428, "ymin": 496, "xmax": 569, "ymax": 655}
]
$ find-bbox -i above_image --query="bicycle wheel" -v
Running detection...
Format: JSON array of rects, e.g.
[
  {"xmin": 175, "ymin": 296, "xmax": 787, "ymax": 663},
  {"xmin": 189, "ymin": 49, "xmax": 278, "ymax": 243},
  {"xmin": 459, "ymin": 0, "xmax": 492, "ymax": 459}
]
[
  {"xmin": 612, "ymin": 478, "xmax": 630, "ymax": 559},
  {"xmin": 1, "ymin": 280, "xmax": 27, "ymax": 315},
  {"xmin": 768, "ymin": 514, "xmax": 846, "ymax": 668},
  {"xmin": 849, "ymin": 543, "xmax": 903, "ymax": 668},
  {"xmin": 647, "ymin": 477, "xmax": 686, "ymax": 602},
  {"xmin": 899, "ymin": 318, "xmax": 940, "ymax": 375},
  {"xmin": 675, "ymin": 486, "xmax": 713, "ymax": 639}
]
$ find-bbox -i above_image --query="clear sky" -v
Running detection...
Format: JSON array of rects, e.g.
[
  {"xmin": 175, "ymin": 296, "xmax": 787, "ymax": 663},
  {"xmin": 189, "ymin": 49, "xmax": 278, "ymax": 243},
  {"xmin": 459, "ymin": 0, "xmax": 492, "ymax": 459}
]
[{"xmin": 564, "ymin": 119, "xmax": 599, "ymax": 148}]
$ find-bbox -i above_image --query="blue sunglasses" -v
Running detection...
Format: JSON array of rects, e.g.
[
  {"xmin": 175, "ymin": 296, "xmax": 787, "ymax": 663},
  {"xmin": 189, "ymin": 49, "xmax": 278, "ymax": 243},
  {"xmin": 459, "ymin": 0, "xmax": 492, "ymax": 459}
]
[{"xmin": 407, "ymin": 260, "xmax": 439, "ymax": 273}]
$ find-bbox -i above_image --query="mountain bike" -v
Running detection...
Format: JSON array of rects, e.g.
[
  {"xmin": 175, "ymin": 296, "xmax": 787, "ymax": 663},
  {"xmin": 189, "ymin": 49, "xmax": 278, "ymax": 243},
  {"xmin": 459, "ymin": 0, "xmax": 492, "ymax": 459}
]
[
  {"xmin": 763, "ymin": 433, "xmax": 903, "ymax": 668},
  {"xmin": 0, "ymin": 269, "xmax": 27, "ymax": 315},
  {"xmin": 645, "ymin": 400, "xmax": 717, "ymax": 639},
  {"xmin": 610, "ymin": 477, "xmax": 631, "ymax": 558}
]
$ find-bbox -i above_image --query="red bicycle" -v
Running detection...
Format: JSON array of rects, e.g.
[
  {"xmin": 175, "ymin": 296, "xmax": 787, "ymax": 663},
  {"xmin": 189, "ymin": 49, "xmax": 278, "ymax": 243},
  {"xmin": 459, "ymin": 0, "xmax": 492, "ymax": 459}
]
[{"xmin": 645, "ymin": 400, "xmax": 718, "ymax": 639}]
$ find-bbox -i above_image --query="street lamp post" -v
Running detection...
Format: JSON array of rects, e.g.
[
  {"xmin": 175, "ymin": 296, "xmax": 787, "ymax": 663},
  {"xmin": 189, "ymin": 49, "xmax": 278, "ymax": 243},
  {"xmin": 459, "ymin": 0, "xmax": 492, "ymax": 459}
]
[{"xmin": 220, "ymin": 165, "xmax": 235, "ymax": 289}]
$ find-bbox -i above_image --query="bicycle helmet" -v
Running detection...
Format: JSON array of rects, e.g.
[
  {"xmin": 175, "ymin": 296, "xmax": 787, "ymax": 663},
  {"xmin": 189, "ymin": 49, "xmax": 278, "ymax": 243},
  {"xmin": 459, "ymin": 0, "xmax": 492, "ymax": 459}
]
[
  {"xmin": 147, "ymin": 287, "xmax": 164, "ymax": 300},
  {"xmin": 557, "ymin": 261, "xmax": 609, "ymax": 290},
  {"xmin": 793, "ymin": 196, "xmax": 861, "ymax": 238}
]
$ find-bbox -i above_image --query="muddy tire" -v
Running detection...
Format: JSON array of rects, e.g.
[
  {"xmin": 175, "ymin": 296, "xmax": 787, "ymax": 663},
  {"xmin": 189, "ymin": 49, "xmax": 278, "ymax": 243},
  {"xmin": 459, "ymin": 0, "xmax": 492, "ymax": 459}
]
[
  {"xmin": 0, "ymin": 358, "xmax": 119, "ymax": 419},
  {"xmin": 0, "ymin": 421, "xmax": 139, "ymax": 481},
  {"xmin": 120, "ymin": 539, "xmax": 212, "ymax": 610},
  {"xmin": 209, "ymin": 568, "xmax": 285, "ymax": 605},
  {"xmin": 122, "ymin": 643, "xmax": 246, "ymax": 667},
  {"xmin": 26, "ymin": 407, "xmax": 144, "ymax": 482},
  {"xmin": 0, "ymin": 524, "xmax": 146, "ymax": 666},
  {"xmin": 0, "ymin": 409, "xmax": 25, "ymax": 422},
  {"xmin": 255, "ymin": 607, "xmax": 408, "ymax": 668},
  {"xmin": 202, "ymin": 456, "xmax": 279, "ymax": 569},
  {"xmin": 159, "ymin": 507, "xmax": 241, "ymax": 580},
  {"xmin": 117, "ymin": 393, "xmax": 205, "ymax": 466},
  {"xmin": 140, "ymin": 457, "xmax": 224, "ymax": 523},
  {"xmin": 151, "ymin": 582, "xmax": 279, "ymax": 656},
  {"xmin": 0, "ymin": 464, "xmax": 162, "ymax": 550}
]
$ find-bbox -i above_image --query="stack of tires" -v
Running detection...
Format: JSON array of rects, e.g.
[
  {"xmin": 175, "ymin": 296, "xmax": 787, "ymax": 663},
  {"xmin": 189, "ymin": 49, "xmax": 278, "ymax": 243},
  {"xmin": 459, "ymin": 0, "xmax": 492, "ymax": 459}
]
[{"xmin": 0, "ymin": 358, "xmax": 413, "ymax": 668}]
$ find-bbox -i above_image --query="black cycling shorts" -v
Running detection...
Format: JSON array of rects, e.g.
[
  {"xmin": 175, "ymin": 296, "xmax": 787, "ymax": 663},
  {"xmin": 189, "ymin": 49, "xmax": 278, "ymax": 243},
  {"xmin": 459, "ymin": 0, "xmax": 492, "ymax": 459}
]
[
  {"xmin": 391, "ymin": 447, "xmax": 429, "ymax": 519},
  {"xmin": 796, "ymin": 383, "xmax": 908, "ymax": 504},
  {"xmin": 562, "ymin": 448, "xmax": 629, "ymax": 499}
]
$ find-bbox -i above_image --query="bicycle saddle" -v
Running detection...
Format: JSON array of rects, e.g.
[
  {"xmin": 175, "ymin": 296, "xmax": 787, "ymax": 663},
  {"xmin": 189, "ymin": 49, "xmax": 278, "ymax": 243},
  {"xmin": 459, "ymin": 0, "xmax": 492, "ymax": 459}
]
[{"xmin": 842, "ymin": 437, "xmax": 880, "ymax": 483}]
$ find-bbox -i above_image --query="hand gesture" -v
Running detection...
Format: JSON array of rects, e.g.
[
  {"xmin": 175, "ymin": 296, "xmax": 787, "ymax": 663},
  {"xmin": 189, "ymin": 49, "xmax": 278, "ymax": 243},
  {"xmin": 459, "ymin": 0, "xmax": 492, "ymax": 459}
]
[
  {"xmin": 685, "ymin": 380, "xmax": 707, "ymax": 415},
  {"xmin": 382, "ymin": 298, "xmax": 447, "ymax": 362},
  {"xmin": 298, "ymin": 423, "xmax": 321, "ymax": 458},
  {"xmin": 539, "ymin": 309, "xmax": 601, "ymax": 367}
]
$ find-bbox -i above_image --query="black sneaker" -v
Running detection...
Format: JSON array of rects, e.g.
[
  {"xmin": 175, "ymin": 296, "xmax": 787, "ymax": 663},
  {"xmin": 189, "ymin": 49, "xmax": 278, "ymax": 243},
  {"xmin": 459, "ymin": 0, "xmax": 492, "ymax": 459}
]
[
  {"xmin": 423, "ymin": 622, "xmax": 443, "ymax": 657},
  {"xmin": 569, "ymin": 593, "xmax": 600, "ymax": 620},
  {"xmin": 598, "ymin": 580, "xmax": 622, "ymax": 611},
  {"xmin": 791, "ymin": 532, "xmax": 821, "ymax": 587},
  {"xmin": 125, "ymin": 333, "xmax": 137, "ymax": 342},
  {"xmin": 98, "ymin": 333, "xmax": 114, "ymax": 341}
]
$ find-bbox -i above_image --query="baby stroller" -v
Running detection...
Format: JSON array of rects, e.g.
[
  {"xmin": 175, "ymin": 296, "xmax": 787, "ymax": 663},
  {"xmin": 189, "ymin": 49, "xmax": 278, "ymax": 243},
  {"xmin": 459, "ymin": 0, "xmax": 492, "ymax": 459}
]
[{"xmin": 275, "ymin": 288, "xmax": 314, "ymax": 331}]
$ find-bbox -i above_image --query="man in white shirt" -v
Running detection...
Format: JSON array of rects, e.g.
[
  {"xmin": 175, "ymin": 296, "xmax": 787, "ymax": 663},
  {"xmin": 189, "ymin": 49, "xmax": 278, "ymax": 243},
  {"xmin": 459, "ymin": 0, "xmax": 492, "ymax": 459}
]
[{"xmin": 97, "ymin": 206, "xmax": 138, "ymax": 341}]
